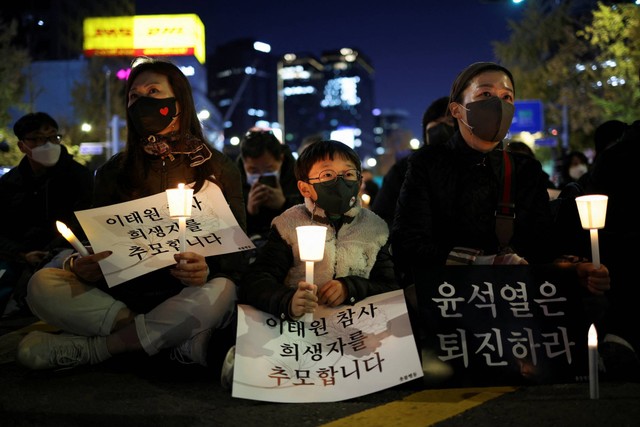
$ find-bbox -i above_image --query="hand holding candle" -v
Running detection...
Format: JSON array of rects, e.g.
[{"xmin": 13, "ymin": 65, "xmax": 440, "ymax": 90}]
[
  {"xmin": 166, "ymin": 183, "xmax": 194, "ymax": 257},
  {"xmin": 56, "ymin": 221, "xmax": 90, "ymax": 257},
  {"xmin": 575, "ymin": 195, "xmax": 608, "ymax": 269},
  {"xmin": 588, "ymin": 323, "xmax": 599, "ymax": 400},
  {"xmin": 296, "ymin": 225, "xmax": 327, "ymax": 323}
]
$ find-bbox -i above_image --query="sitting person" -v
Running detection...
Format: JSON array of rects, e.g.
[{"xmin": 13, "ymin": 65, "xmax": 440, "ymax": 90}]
[
  {"xmin": 391, "ymin": 62, "xmax": 609, "ymax": 295},
  {"xmin": 0, "ymin": 112, "xmax": 93, "ymax": 315},
  {"xmin": 225, "ymin": 140, "xmax": 399, "ymax": 389},
  {"xmin": 240, "ymin": 139, "xmax": 397, "ymax": 318},
  {"xmin": 16, "ymin": 57, "xmax": 247, "ymax": 374}
]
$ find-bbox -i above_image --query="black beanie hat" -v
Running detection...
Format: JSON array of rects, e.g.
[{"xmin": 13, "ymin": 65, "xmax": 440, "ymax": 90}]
[{"xmin": 448, "ymin": 62, "xmax": 515, "ymax": 106}]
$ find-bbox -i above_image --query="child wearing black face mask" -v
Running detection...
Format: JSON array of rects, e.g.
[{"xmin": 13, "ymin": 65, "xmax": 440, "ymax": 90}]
[{"xmin": 238, "ymin": 139, "xmax": 398, "ymax": 320}]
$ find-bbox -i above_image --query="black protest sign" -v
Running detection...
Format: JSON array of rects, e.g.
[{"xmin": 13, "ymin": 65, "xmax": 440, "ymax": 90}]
[{"xmin": 413, "ymin": 264, "xmax": 594, "ymax": 387}]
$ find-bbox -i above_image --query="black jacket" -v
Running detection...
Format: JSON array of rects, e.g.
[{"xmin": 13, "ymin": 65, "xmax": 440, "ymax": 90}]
[
  {"xmin": 0, "ymin": 145, "xmax": 93, "ymax": 258},
  {"xmin": 391, "ymin": 132, "xmax": 554, "ymax": 284}
]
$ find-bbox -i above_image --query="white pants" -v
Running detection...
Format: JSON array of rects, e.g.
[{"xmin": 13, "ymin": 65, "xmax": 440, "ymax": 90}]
[{"xmin": 26, "ymin": 268, "xmax": 237, "ymax": 356}]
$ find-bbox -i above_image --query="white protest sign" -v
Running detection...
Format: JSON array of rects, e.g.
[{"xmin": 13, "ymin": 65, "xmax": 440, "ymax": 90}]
[
  {"xmin": 74, "ymin": 181, "xmax": 254, "ymax": 288},
  {"xmin": 233, "ymin": 289, "xmax": 423, "ymax": 402}
]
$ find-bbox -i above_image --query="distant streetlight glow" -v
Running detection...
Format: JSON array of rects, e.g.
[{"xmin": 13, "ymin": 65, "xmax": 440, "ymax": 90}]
[
  {"xmin": 81, "ymin": 123, "xmax": 92, "ymax": 132},
  {"xmin": 253, "ymin": 41, "xmax": 271, "ymax": 53},
  {"xmin": 410, "ymin": 138, "xmax": 421, "ymax": 149}
]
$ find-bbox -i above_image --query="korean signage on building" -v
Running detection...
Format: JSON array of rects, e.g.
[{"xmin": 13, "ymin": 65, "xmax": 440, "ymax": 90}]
[{"xmin": 83, "ymin": 14, "xmax": 206, "ymax": 64}]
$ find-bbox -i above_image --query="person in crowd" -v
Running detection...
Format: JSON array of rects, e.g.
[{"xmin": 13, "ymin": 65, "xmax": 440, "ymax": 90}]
[
  {"xmin": 593, "ymin": 119, "xmax": 627, "ymax": 159},
  {"xmin": 552, "ymin": 118, "xmax": 629, "ymax": 244},
  {"xmin": 371, "ymin": 96, "xmax": 453, "ymax": 227},
  {"xmin": 0, "ymin": 112, "xmax": 93, "ymax": 316},
  {"xmin": 557, "ymin": 150, "xmax": 590, "ymax": 191},
  {"xmin": 573, "ymin": 119, "xmax": 629, "ymax": 193},
  {"xmin": 16, "ymin": 57, "xmax": 247, "ymax": 375},
  {"xmin": 237, "ymin": 128, "xmax": 302, "ymax": 246},
  {"xmin": 588, "ymin": 111, "xmax": 640, "ymax": 380},
  {"xmin": 421, "ymin": 96, "xmax": 456, "ymax": 148},
  {"xmin": 391, "ymin": 62, "xmax": 609, "ymax": 298}
]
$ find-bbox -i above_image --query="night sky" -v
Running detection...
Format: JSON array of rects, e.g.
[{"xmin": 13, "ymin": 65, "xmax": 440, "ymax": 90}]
[{"xmin": 135, "ymin": 0, "xmax": 524, "ymax": 138}]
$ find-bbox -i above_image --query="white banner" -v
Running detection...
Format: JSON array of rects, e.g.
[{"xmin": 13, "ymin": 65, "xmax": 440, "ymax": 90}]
[
  {"xmin": 233, "ymin": 289, "xmax": 423, "ymax": 402},
  {"xmin": 74, "ymin": 181, "xmax": 254, "ymax": 287}
]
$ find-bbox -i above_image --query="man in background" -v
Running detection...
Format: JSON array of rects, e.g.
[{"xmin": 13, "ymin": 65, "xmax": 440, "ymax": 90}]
[{"xmin": 0, "ymin": 112, "xmax": 93, "ymax": 316}]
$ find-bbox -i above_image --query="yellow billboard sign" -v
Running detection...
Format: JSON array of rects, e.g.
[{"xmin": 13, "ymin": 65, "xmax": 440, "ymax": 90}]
[{"xmin": 83, "ymin": 14, "xmax": 205, "ymax": 64}]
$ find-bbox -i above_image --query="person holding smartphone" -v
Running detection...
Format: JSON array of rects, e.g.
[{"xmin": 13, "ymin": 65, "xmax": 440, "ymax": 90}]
[{"xmin": 237, "ymin": 129, "xmax": 303, "ymax": 248}]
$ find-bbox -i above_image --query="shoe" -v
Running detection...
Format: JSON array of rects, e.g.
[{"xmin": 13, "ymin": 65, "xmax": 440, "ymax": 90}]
[
  {"xmin": 220, "ymin": 345, "xmax": 235, "ymax": 390},
  {"xmin": 599, "ymin": 341, "xmax": 640, "ymax": 383},
  {"xmin": 16, "ymin": 331, "xmax": 103, "ymax": 370},
  {"xmin": 170, "ymin": 329, "xmax": 212, "ymax": 367}
]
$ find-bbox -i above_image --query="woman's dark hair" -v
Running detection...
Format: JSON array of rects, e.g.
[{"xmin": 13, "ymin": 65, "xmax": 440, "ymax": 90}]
[
  {"xmin": 294, "ymin": 140, "xmax": 362, "ymax": 181},
  {"xmin": 119, "ymin": 56, "xmax": 216, "ymax": 196}
]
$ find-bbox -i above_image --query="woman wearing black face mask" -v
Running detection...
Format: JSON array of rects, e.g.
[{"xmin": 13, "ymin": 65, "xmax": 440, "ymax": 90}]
[
  {"xmin": 391, "ymin": 62, "xmax": 609, "ymax": 297},
  {"xmin": 18, "ymin": 57, "xmax": 247, "ymax": 377}
]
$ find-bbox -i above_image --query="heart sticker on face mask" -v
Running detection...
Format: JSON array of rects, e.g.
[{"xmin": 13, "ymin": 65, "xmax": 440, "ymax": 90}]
[{"xmin": 159, "ymin": 107, "xmax": 169, "ymax": 116}]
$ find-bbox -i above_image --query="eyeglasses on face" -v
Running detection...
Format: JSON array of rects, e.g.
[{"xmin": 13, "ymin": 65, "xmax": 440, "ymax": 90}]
[
  {"xmin": 22, "ymin": 134, "xmax": 63, "ymax": 146},
  {"xmin": 307, "ymin": 169, "xmax": 360, "ymax": 186}
]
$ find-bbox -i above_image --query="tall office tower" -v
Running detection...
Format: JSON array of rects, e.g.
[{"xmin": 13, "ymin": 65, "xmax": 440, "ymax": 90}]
[
  {"xmin": 318, "ymin": 48, "xmax": 376, "ymax": 162},
  {"xmin": 208, "ymin": 38, "xmax": 279, "ymax": 146},
  {"xmin": 277, "ymin": 52, "xmax": 325, "ymax": 152}
]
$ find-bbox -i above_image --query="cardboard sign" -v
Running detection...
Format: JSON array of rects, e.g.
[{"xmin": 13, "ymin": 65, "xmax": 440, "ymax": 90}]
[
  {"xmin": 233, "ymin": 289, "xmax": 423, "ymax": 402},
  {"xmin": 412, "ymin": 264, "xmax": 593, "ymax": 387}
]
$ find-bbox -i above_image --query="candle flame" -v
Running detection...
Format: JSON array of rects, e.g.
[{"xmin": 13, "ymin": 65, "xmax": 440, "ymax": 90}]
[
  {"xmin": 588, "ymin": 324, "xmax": 598, "ymax": 348},
  {"xmin": 56, "ymin": 221, "xmax": 72, "ymax": 239}
]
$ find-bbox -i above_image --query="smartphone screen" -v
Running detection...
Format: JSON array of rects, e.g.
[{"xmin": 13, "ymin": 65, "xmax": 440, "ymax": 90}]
[{"xmin": 258, "ymin": 175, "xmax": 277, "ymax": 187}]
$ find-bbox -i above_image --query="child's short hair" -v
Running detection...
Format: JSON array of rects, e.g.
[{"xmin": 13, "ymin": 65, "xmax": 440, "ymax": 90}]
[{"xmin": 295, "ymin": 139, "xmax": 362, "ymax": 181}]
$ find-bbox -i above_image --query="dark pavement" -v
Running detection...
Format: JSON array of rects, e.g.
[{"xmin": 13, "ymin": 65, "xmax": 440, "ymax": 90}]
[{"xmin": 1, "ymin": 313, "xmax": 639, "ymax": 427}]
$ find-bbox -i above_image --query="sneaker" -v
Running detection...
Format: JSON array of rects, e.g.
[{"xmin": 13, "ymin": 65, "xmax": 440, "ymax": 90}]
[
  {"xmin": 16, "ymin": 331, "xmax": 103, "ymax": 370},
  {"xmin": 170, "ymin": 329, "xmax": 212, "ymax": 367},
  {"xmin": 220, "ymin": 345, "xmax": 235, "ymax": 390}
]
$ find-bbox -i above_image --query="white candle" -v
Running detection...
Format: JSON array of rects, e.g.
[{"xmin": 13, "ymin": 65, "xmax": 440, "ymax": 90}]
[
  {"xmin": 56, "ymin": 221, "xmax": 90, "ymax": 257},
  {"xmin": 296, "ymin": 226, "xmax": 327, "ymax": 324},
  {"xmin": 301, "ymin": 261, "xmax": 314, "ymax": 323},
  {"xmin": 575, "ymin": 195, "xmax": 607, "ymax": 270},
  {"xmin": 305, "ymin": 261, "xmax": 314, "ymax": 284},
  {"xmin": 166, "ymin": 183, "xmax": 193, "ymax": 261},
  {"xmin": 590, "ymin": 229, "xmax": 600, "ymax": 269},
  {"xmin": 588, "ymin": 323, "xmax": 599, "ymax": 400},
  {"xmin": 179, "ymin": 217, "xmax": 187, "ymax": 254}
]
